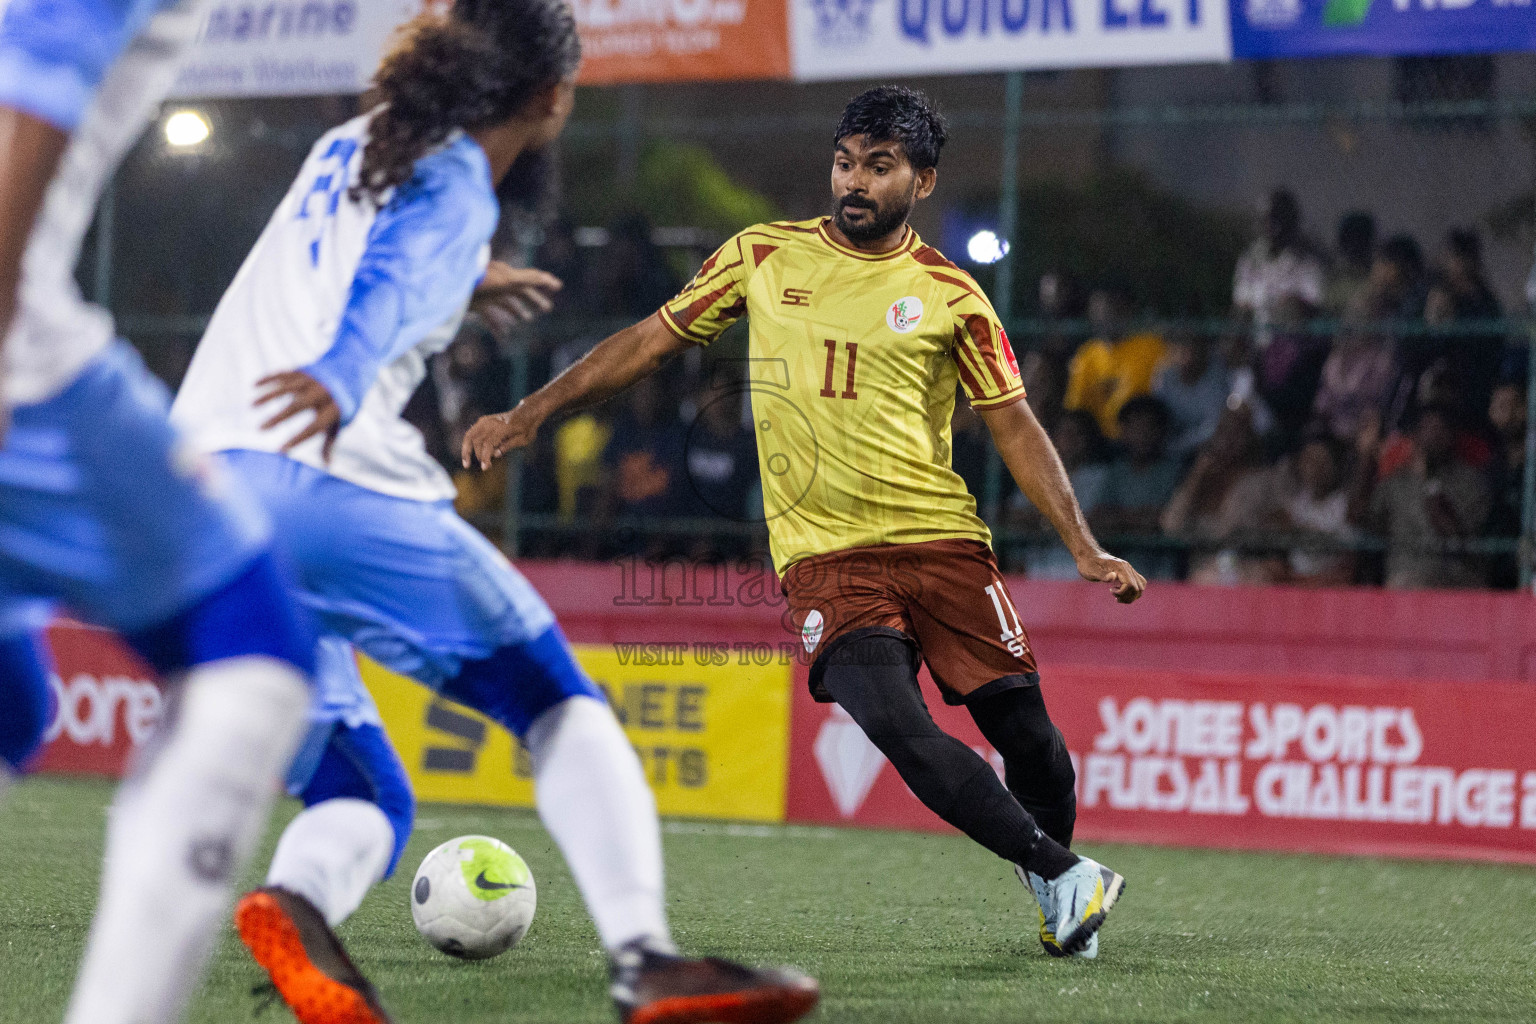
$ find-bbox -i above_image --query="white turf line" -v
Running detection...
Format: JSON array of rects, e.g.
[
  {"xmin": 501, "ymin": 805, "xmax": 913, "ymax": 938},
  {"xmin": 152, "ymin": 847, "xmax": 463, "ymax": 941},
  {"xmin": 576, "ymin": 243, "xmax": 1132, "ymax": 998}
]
[{"xmin": 412, "ymin": 813, "xmax": 842, "ymax": 842}]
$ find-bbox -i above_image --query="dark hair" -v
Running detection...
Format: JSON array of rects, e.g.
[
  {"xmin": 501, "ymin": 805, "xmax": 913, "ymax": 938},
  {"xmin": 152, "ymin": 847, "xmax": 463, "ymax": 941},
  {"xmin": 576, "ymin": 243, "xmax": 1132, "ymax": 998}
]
[
  {"xmin": 1377, "ymin": 234, "xmax": 1425, "ymax": 278},
  {"xmin": 1413, "ymin": 400, "xmax": 1460, "ymax": 431},
  {"xmin": 1445, "ymin": 226, "xmax": 1482, "ymax": 265},
  {"xmin": 1117, "ymin": 395, "xmax": 1172, "ymax": 432},
  {"xmin": 1337, "ymin": 210, "xmax": 1375, "ymax": 254},
  {"xmin": 834, "ymin": 86, "xmax": 948, "ymax": 170},
  {"xmin": 354, "ymin": 0, "xmax": 581, "ymax": 203}
]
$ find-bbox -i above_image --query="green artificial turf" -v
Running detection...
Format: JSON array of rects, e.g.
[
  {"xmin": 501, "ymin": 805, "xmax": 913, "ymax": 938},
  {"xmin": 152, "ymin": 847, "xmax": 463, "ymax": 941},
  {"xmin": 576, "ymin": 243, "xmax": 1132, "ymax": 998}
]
[{"xmin": 2, "ymin": 775, "xmax": 1535, "ymax": 1023}]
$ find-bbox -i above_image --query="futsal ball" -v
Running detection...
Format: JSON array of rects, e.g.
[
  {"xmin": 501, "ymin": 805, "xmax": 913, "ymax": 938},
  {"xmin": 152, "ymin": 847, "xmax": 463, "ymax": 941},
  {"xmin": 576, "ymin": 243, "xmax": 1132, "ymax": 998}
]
[{"xmin": 410, "ymin": 835, "xmax": 537, "ymax": 960}]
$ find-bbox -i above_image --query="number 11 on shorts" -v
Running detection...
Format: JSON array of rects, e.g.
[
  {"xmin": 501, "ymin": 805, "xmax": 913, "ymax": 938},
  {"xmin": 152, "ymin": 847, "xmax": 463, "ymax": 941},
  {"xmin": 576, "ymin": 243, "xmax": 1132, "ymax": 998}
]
[{"xmin": 984, "ymin": 582, "xmax": 1027, "ymax": 657}]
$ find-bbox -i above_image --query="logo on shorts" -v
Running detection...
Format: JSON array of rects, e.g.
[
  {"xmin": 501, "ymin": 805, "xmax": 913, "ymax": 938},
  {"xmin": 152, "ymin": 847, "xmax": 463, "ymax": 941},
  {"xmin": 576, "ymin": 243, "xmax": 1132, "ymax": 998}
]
[
  {"xmin": 886, "ymin": 296, "xmax": 923, "ymax": 334},
  {"xmin": 801, "ymin": 610, "xmax": 825, "ymax": 654}
]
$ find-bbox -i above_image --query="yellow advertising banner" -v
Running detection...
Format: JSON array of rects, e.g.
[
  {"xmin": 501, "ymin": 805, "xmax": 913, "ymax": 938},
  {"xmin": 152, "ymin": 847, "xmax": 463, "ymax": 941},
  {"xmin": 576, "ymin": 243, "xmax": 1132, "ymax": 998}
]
[{"xmin": 361, "ymin": 644, "xmax": 792, "ymax": 822}]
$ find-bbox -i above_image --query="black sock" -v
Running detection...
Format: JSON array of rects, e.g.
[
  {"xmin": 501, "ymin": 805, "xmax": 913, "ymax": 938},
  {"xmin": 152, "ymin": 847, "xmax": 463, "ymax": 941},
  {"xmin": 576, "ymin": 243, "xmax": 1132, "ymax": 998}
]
[
  {"xmin": 968, "ymin": 682, "xmax": 1078, "ymax": 849},
  {"xmin": 1024, "ymin": 834, "xmax": 1079, "ymax": 880}
]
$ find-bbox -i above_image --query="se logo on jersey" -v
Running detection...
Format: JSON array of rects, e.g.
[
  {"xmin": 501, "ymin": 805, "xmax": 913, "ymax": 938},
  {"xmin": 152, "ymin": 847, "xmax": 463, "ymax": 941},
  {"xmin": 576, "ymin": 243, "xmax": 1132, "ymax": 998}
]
[{"xmin": 886, "ymin": 296, "xmax": 923, "ymax": 334}]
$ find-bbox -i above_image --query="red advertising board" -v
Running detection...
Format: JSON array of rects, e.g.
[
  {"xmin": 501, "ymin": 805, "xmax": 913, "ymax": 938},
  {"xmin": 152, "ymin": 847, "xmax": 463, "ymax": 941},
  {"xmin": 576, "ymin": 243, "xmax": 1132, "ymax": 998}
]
[
  {"xmin": 787, "ymin": 663, "xmax": 1536, "ymax": 864},
  {"xmin": 31, "ymin": 622, "xmax": 161, "ymax": 778}
]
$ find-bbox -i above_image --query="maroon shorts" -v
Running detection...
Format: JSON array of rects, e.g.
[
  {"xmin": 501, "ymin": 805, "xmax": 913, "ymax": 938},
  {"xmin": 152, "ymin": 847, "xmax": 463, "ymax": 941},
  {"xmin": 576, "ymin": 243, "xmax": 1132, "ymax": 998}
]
[{"xmin": 782, "ymin": 539, "xmax": 1039, "ymax": 705}]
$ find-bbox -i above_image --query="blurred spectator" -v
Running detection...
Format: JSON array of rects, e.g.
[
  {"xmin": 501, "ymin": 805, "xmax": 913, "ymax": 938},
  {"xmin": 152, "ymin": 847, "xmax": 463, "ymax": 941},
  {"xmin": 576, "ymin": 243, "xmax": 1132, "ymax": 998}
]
[
  {"xmin": 1035, "ymin": 269, "xmax": 1088, "ymax": 360},
  {"xmin": 1093, "ymin": 396, "xmax": 1181, "ymax": 578},
  {"xmin": 535, "ymin": 215, "xmax": 589, "ymax": 316},
  {"xmin": 1421, "ymin": 227, "xmax": 1504, "ymax": 422},
  {"xmin": 1233, "ymin": 189, "xmax": 1324, "ymax": 350},
  {"xmin": 1370, "ymin": 234, "xmax": 1428, "ymax": 319},
  {"xmin": 1063, "ymin": 287, "xmax": 1165, "ymax": 438},
  {"xmin": 590, "ymin": 213, "xmax": 681, "ymax": 318},
  {"xmin": 1361, "ymin": 403, "xmax": 1490, "ymax": 589},
  {"xmin": 1326, "ymin": 211, "xmax": 1376, "ymax": 315},
  {"xmin": 1485, "ymin": 381, "xmax": 1527, "ymax": 588},
  {"xmin": 605, "ymin": 375, "xmax": 688, "ymax": 522},
  {"xmin": 1313, "ymin": 290, "xmax": 1397, "ymax": 443},
  {"xmin": 1020, "ymin": 349, "xmax": 1068, "ymax": 436},
  {"xmin": 1161, "ymin": 406, "xmax": 1274, "ymax": 584},
  {"xmin": 683, "ymin": 385, "xmax": 760, "ymax": 528},
  {"xmin": 1379, "ymin": 360, "xmax": 1492, "ymax": 476},
  {"xmin": 1153, "ymin": 329, "xmax": 1230, "ymax": 461},
  {"xmin": 1255, "ymin": 294, "xmax": 1329, "ymax": 446},
  {"xmin": 951, "ymin": 397, "xmax": 994, "ymax": 503},
  {"xmin": 1272, "ymin": 434, "xmax": 1358, "ymax": 587},
  {"xmin": 1012, "ymin": 410, "xmax": 1110, "ymax": 580}
]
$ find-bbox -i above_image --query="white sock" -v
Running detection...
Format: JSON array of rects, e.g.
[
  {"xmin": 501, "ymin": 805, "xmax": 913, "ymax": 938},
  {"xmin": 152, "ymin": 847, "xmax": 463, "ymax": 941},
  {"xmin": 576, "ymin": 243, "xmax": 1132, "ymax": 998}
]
[
  {"xmin": 266, "ymin": 798, "xmax": 394, "ymax": 927},
  {"xmin": 528, "ymin": 696, "xmax": 673, "ymax": 953},
  {"xmin": 65, "ymin": 657, "xmax": 309, "ymax": 1024}
]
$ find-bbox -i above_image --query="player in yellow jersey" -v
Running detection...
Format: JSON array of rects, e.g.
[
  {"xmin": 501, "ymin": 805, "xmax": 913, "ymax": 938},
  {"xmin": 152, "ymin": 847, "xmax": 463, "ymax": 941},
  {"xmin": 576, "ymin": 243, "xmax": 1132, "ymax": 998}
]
[{"xmin": 464, "ymin": 86, "xmax": 1144, "ymax": 960}]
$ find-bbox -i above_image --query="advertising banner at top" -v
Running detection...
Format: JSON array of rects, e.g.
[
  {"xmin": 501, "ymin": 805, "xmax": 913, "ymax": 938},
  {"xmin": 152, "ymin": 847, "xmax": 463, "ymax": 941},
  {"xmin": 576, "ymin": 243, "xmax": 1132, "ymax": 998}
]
[
  {"xmin": 575, "ymin": 0, "xmax": 792, "ymax": 83},
  {"xmin": 791, "ymin": 0, "xmax": 1231, "ymax": 80},
  {"xmin": 1231, "ymin": 0, "xmax": 1536, "ymax": 60},
  {"xmin": 168, "ymin": 0, "xmax": 789, "ymax": 98},
  {"xmin": 170, "ymin": 0, "xmax": 429, "ymax": 99}
]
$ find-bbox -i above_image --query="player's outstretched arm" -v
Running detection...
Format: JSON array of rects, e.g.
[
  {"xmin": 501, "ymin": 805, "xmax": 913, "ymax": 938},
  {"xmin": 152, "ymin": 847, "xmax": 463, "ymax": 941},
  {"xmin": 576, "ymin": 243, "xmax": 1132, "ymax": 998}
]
[
  {"xmin": 463, "ymin": 311, "xmax": 691, "ymax": 470},
  {"xmin": 0, "ymin": 107, "xmax": 68, "ymax": 344},
  {"xmin": 978, "ymin": 398, "xmax": 1147, "ymax": 604}
]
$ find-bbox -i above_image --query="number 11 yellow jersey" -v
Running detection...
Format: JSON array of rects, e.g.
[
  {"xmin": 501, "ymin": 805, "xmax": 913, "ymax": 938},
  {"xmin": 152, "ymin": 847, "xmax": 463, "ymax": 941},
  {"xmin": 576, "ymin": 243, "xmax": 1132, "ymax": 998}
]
[{"xmin": 658, "ymin": 217, "xmax": 1026, "ymax": 575}]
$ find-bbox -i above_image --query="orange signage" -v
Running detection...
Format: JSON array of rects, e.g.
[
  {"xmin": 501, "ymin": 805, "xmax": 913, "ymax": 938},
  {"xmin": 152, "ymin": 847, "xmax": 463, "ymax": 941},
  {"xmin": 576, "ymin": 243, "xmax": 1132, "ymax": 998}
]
[{"xmin": 574, "ymin": 0, "xmax": 790, "ymax": 84}]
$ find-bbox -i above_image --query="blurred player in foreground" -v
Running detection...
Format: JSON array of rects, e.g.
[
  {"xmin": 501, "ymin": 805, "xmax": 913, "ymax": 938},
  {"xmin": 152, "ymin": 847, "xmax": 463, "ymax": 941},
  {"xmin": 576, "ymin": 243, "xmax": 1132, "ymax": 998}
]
[
  {"xmin": 170, "ymin": 1, "xmax": 818, "ymax": 1022},
  {"xmin": 0, "ymin": 1, "xmax": 317, "ymax": 1021},
  {"xmin": 465, "ymin": 86, "xmax": 1144, "ymax": 959}
]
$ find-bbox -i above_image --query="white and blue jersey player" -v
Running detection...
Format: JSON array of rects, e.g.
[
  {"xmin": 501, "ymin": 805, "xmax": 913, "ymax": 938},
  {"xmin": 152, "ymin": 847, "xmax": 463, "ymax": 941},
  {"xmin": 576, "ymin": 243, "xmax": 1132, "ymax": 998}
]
[
  {"xmin": 171, "ymin": 6, "xmax": 819, "ymax": 1020},
  {"xmin": 0, "ymin": 1, "xmax": 315, "ymax": 1022}
]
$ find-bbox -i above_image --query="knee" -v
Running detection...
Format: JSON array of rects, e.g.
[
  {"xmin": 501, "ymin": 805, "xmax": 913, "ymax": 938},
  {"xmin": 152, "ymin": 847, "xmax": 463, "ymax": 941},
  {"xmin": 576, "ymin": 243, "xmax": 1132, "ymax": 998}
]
[{"xmin": 0, "ymin": 635, "xmax": 53, "ymax": 771}]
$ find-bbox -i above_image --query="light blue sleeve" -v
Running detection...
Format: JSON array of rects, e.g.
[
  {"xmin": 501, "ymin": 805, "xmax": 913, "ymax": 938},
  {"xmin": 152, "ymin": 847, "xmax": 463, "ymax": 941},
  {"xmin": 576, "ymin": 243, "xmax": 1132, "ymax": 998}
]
[
  {"xmin": 303, "ymin": 141, "xmax": 499, "ymax": 426},
  {"xmin": 0, "ymin": 0, "xmax": 170, "ymax": 130}
]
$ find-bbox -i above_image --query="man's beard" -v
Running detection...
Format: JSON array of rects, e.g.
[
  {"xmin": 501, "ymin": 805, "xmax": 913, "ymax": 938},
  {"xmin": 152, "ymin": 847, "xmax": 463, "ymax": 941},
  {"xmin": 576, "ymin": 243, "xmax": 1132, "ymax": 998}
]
[{"xmin": 832, "ymin": 193, "xmax": 912, "ymax": 243}]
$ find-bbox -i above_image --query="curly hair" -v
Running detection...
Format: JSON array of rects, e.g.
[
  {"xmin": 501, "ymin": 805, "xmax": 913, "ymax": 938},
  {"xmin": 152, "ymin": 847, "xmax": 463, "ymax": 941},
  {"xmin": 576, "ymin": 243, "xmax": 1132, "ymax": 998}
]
[
  {"xmin": 353, "ymin": 0, "xmax": 581, "ymax": 204},
  {"xmin": 834, "ymin": 86, "xmax": 948, "ymax": 170}
]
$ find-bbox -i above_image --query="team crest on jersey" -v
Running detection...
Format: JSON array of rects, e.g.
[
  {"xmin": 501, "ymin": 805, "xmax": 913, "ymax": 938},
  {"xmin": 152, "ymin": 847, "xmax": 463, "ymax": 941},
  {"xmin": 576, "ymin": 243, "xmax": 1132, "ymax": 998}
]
[
  {"xmin": 802, "ymin": 610, "xmax": 826, "ymax": 654},
  {"xmin": 886, "ymin": 296, "xmax": 924, "ymax": 334}
]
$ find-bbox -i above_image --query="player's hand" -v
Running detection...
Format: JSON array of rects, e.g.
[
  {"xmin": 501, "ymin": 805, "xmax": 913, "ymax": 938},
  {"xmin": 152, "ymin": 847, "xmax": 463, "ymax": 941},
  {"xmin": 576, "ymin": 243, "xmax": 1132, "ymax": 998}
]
[
  {"xmin": 462, "ymin": 403, "xmax": 541, "ymax": 471},
  {"xmin": 1076, "ymin": 550, "xmax": 1147, "ymax": 604},
  {"xmin": 471, "ymin": 262, "xmax": 562, "ymax": 334},
  {"xmin": 255, "ymin": 370, "xmax": 342, "ymax": 462}
]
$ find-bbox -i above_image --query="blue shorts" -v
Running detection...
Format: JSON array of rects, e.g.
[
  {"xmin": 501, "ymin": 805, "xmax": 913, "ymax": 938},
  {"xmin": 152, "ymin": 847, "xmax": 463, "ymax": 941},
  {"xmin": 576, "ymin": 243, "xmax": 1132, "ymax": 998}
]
[
  {"xmin": 220, "ymin": 451, "xmax": 593, "ymax": 735},
  {"xmin": 0, "ymin": 344, "xmax": 269, "ymax": 637}
]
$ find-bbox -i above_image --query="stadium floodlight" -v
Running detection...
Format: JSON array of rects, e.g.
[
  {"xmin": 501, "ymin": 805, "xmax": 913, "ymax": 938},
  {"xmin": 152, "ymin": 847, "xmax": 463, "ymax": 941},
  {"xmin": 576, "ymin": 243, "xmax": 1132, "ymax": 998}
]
[
  {"xmin": 164, "ymin": 109, "xmax": 211, "ymax": 149},
  {"xmin": 966, "ymin": 229, "xmax": 1010, "ymax": 265}
]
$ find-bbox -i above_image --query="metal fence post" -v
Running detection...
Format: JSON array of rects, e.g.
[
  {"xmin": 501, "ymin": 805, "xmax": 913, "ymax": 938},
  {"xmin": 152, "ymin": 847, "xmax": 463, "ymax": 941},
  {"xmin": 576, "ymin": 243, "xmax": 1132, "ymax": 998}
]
[
  {"xmin": 1521, "ymin": 275, "xmax": 1536, "ymax": 591},
  {"xmin": 982, "ymin": 71, "xmax": 1024, "ymax": 528}
]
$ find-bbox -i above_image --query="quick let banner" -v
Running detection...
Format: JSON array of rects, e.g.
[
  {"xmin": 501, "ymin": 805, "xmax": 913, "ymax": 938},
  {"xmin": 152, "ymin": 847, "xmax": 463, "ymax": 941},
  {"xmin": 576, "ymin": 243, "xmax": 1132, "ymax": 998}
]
[
  {"xmin": 790, "ymin": 0, "xmax": 1231, "ymax": 80},
  {"xmin": 787, "ymin": 664, "xmax": 1536, "ymax": 864},
  {"xmin": 1230, "ymin": 0, "xmax": 1536, "ymax": 60}
]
